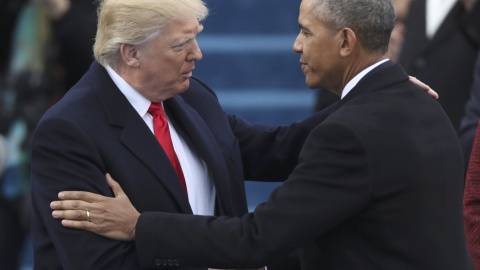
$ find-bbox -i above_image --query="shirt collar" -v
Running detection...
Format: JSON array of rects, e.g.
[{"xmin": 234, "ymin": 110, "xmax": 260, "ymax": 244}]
[
  {"xmin": 341, "ymin": 59, "xmax": 390, "ymax": 99},
  {"xmin": 105, "ymin": 65, "xmax": 152, "ymax": 117}
]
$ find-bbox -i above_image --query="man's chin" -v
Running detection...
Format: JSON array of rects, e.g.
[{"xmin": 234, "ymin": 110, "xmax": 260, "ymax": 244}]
[
  {"xmin": 305, "ymin": 79, "xmax": 319, "ymax": 89},
  {"xmin": 179, "ymin": 79, "xmax": 190, "ymax": 92}
]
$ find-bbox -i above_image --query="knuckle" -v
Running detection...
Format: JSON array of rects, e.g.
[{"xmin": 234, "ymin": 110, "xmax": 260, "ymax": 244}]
[
  {"xmin": 72, "ymin": 200, "xmax": 81, "ymax": 209},
  {"xmin": 74, "ymin": 210, "xmax": 83, "ymax": 219},
  {"xmin": 80, "ymin": 221, "xmax": 88, "ymax": 230}
]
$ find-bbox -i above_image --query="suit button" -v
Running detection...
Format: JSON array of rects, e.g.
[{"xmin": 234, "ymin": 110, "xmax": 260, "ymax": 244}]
[
  {"xmin": 162, "ymin": 259, "xmax": 168, "ymax": 267},
  {"xmin": 155, "ymin": 259, "xmax": 162, "ymax": 266},
  {"xmin": 414, "ymin": 57, "xmax": 426, "ymax": 69},
  {"xmin": 174, "ymin": 260, "xmax": 180, "ymax": 267},
  {"xmin": 168, "ymin": 259, "xmax": 174, "ymax": 266}
]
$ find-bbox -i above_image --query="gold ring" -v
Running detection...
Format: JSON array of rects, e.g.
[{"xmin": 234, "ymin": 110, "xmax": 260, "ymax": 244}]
[{"xmin": 86, "ymin": 210, "xmax": 90, "ymax": 222}]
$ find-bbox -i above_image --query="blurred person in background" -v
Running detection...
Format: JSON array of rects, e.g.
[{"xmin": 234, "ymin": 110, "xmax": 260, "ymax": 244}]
[
  {"xmin": 0, "ymin": 134, "xmax": 24, "ymax": 270},
  {"xmin": 399, "ymin": 0, "xmax": 480, "ymax": 135},
  {"xmin": 0, "ymin": 0, "xmax": 27, "ymax": 77},
  {"xmin": 388, "ymin": 0, "xmax": 414, "ymax": 63},
  {"xmin": 0, "ymin": 1, "xmax": 51, "ymax": 269},
  {"xmin": 457, "ymin": 3, "xmax": 480, "ymax": 270},
  {"xmin": 50, "ymin": 0, "xmax": 97, "ymax": 91},
  {"xmin": 457, "ymin": 0, "xmax": 480, "ymax": 168},
  {"xmin": 0, "ymin": 1, "xmax": 96, "ymax": 269}
]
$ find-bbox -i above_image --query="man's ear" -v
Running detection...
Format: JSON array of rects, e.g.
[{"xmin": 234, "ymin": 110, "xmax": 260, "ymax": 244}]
[
  {"xmin": 339, "ymin": 28, "xmax": 357, "ymax": 57},
  {"xmin": 120, "ymin": 44, "xmax": 140, "ymax": 68}
]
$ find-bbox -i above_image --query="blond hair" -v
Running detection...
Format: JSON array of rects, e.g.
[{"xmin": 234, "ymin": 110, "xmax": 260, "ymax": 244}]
[{"xmin": 93, "ymin": 0, "xmax": 208, "ymax": 68}]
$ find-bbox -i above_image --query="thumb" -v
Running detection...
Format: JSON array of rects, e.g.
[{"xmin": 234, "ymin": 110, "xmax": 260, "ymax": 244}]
[{"xmin": 105, "ymin": 173, "xmax": 126, "ymax": 198}]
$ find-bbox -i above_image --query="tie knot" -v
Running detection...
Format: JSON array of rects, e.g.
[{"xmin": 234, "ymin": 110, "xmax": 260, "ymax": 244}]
[{"xmin": 148, "ymin": 102, "xmax": 165, "ymax": 116}]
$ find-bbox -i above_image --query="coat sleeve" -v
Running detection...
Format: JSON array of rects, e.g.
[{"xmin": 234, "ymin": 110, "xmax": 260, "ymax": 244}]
[
  {"xmin": 135, "ymin": 120, "xmax": 372, "ymax": 269},
  {"xmin": 30, "ymin": 116, "xmax": 141, "ymax": 269},
  {"xmin": 229, "ymin": 107, "xmax": 333, "ymax": 181}
]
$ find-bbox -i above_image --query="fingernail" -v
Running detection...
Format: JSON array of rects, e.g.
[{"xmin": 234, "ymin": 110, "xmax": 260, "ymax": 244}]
[
  {"xmin": 50, "ymin": 202, "xmax": 57, "ymax": 208},
  {"xmin": 62, "ymin": 220, "xmax": 69, "ymax": 226},
  {"xmin": 58, "ymin": 192, "xmax": 65, "ymax": 199},
  {"xmin": 52, "ymin": 211, "xmax": 59, "ymax": 217}
]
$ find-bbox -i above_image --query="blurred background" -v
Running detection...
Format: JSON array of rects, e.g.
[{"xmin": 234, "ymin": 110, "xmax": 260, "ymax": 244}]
[{"xmin": 0, "ymin": 0, "xmax": 479, "ymax": 269}]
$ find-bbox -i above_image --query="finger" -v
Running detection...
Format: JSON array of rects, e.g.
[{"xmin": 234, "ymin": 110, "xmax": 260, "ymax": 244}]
[
  {"xmin": 426, "ymin": 89, "xmax": 439, "ymax": 100},
  {"xmin": 105, "ymin": 173, "xmax": 126, "ymax": 198},
  {"xmin": 52, "ymin": 209, "xmax": 91, "ymax": 221},
  {"xmin": 409, "ymin": 76, "xmax": 429, "ymax": 90},
  {"xmin": 61, "ymin": 219, "xmax": 98, "ymax": 232},
  {"xmin": 409, "ymin": 76, "xmax": 439, "ymax": 100},
  {"xmin": 58, "ymin": 190, "xmax": 102, "ymax": 203},
  {"xmin": 50, "ymin": 200, "xmax": 91, "ymax": 210}
]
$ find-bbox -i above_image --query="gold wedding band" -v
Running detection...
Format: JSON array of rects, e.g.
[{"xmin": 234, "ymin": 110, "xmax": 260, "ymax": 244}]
[{"xmin": 86, "ymin": 210, "xmax": 91, "ymax": 222}]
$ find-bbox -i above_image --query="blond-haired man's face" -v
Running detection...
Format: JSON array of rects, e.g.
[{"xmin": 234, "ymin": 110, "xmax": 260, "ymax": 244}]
[{"xmin": 134, "ymin": 20, "xmax": 203, "ymax": 102}]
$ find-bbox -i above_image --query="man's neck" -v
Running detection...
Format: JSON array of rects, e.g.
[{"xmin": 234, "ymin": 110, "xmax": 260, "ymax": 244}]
[{"xmin": 339, "ymin": 55, "xmax": 389, "ymax": 99}]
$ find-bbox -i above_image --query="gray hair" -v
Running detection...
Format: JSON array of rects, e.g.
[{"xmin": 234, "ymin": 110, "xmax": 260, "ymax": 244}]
[
  {"xmin": 313, "ymin": 0, "xmax": 395, "ymax": 54},
  {"xmin": 94, "ymin": 0, "xmax": 209, "ymax": 69}
]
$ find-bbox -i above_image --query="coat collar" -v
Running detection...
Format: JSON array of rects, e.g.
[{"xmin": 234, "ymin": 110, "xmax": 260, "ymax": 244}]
[{"xmin": 330, "ymin": 61, "xmax": 409, "ymax": 114}]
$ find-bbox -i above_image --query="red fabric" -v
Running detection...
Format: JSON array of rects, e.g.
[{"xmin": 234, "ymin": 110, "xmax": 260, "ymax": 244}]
[
  {"xmin": 465, "ymin": 120, "xmax": 480, "ymax": 269},
  {"xmin": 148, "ymin": 103, "xmax": 187, "ymax": 195}
]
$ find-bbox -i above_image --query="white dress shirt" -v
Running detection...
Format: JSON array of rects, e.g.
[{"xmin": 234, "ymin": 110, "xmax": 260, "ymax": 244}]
[
  {"xmin": 105, "ymin": 66, "xmax": 216, "ymax": 216},
  {"xmin": 426, "ymin": 0, "xmax": 457, "ymax": 39},
  {"xmin": 341, "ymin": 59, "xmax": 390, "ymax": 99}
]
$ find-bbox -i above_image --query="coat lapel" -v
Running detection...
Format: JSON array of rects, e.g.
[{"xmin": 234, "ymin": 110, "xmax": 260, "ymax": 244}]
[
  {"xmin": 119, "ymin": 113, "xmax": 192, "ymax": 213},
  {"xmin": 165, "ymin": 95, "xmax": 231, "ymax": 215},
  {"xmin": 89, "ymin": 61, "xmax": 192, "ymax": 214}
]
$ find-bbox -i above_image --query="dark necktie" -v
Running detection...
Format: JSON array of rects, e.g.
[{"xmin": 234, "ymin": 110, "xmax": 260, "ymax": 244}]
[
  {"xmin": 148, "ymin": 103, "xmax": 187, "ymax": 195},
  {"xmin": 464, "ymin": 120, "xmax": 480, "ymax": 269}
]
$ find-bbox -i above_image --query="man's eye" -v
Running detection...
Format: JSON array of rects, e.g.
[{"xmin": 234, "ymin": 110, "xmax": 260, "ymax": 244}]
[
  {"xmin": 172, "ymin": 43, "xmax": 186, "ymax": 50},
  {"xmin": 172, "ymin": 39, "xmax": 193, "ymax": 51}
]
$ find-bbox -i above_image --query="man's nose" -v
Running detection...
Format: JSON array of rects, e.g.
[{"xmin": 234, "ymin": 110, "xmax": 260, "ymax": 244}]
[
  {"xmin": 293, "ymin": 34, "xmax": 303, "ymax": 53},
  {"xmin": 188, "ymin": 39, "xmax": 203, "ymax": 61}
]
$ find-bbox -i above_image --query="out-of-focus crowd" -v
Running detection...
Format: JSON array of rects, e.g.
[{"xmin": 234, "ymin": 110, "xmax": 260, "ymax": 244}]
[{"xmin": 0, "ymin": 1, "xmax": 96, "ymax": 269}]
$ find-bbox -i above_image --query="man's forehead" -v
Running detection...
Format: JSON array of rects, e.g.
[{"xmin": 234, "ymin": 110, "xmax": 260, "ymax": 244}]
[
  {"xmin": 300, "ymin": 0, "xmax": 316, "ymax": 11},
  {"xmin": 179, "ymin": 21, "xmax": 203, "ymax": 35},
  {"xmin": 299, "ymin": 0, "xmax": 316, "ymax": 23}
]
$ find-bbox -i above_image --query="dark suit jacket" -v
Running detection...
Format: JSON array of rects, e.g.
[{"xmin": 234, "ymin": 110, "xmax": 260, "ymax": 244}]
[
  {"xmin": 30, "ymin": 61, "xmax": 325, "ymax": 269},
  {"xmin": 134, "ymin": 62, "xmax": 474, "ymax": 270},
  {"xmin": 399, "ymin": 0, "xmax": 479, "ymax": 131},
  {"xmin": 459, "ymin": 53, "xmax": 480, "ymax": 169}
]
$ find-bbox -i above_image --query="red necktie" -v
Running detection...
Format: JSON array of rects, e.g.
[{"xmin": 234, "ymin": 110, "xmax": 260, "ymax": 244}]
[
  {"xmin": 148, "ymin": 103, "xmax": 187, "ymax": 195},
  {"xmin": 464, "ymin": 120, "xmax": 480, "ymax": 269}
]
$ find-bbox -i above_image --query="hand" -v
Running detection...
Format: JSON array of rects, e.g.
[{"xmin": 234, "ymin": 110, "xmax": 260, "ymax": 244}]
[
  {"xmin": 409, "ymin": 76, "xmax": 438, "ymax": 100},
  {"xmin": 50, "ymin": 173, "xmax": 140, "ymax": 241}
]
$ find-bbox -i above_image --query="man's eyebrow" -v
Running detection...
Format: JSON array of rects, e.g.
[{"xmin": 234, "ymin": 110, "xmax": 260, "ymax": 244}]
[
  {"xmin": 171, "ymin": 24, "xmax": 204, "ymax": 47},
  {"xmin": 298, "ymin": 23, "xmax": 309, "ymax": 31}
]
